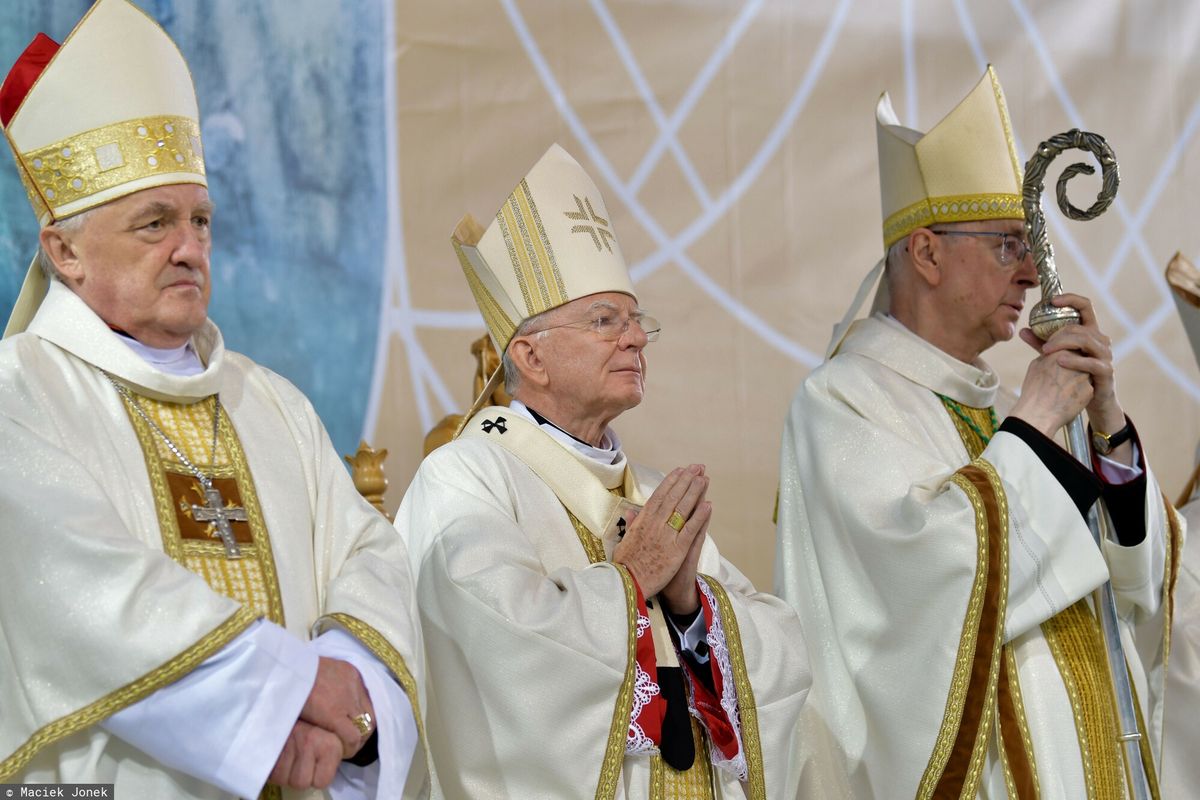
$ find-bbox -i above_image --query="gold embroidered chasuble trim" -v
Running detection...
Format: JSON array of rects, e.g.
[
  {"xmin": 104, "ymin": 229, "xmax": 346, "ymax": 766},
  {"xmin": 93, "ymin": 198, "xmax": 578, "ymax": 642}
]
[
  {"xmin": 118, "ymin": 391, "xmax": 285, "ymax": 800},
  {"xmin": 0, "ymin": 606, "xmax": 257, "ymax": 781},
  {"xmin": 318, "ymin": 611, "xmax": 428, "ymax": 788},
  {"xmin": 931, "ymin": 400, "xmax": 1046, "ymax": 800},
  {"xmin": 919, "ymin": 459, "xmax": 1009, "ymax": 799},
  {"xmin": 1040, "ymin": 602, "xmax": 1126, "ymax": 799},
  {"xmin": 997, "ymin": 646, "xmax": 1041, "ymax": 799},
  {"xmin": 648, "ymin": 719, "xmax": 716, "ymax": 799},
  {"xmin": 935, "ymin": 397, "xmax": 1166, "ymax": 799},
  {"xmin": 699, "ymin": 575, "xmax": 766, "ymax": 800},
  {"xmin": 1118, "ymin": 492, "xmax": 1178, "ymax": 800},
  {"xmin": 462, "ymin": 410, "xmax": 745, "ymax": 799},
  {"xmin": 118, "ymin": 392, "xmax": 285, "ymax": 626},
  {"xmin": 568, "ymin": 508, "xmax": 716, "ymax": 800},
  {"xmin": 941, "ymin": 398, "xmax": 1154, "ymax": 799}
]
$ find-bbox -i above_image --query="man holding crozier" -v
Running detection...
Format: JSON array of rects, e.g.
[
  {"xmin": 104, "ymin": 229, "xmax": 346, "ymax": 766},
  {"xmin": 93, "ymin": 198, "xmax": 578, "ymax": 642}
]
[{"xmin": 776, "ymin": 67, "xmax": 1178, "ymax": 797}]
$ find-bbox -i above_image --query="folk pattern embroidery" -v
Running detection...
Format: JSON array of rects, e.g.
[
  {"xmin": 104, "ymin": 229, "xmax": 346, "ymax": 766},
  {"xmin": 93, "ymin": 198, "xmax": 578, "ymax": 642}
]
[{"xmin": 697, "ymin": 579, "xmax": 747, "ymax": 780}]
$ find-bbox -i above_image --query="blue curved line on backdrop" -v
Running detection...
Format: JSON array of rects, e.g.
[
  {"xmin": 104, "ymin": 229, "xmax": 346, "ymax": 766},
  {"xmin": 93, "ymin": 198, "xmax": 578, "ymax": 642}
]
[{"xmin": 0, "ymin": 0, "xmax": 386, "ymax": 458}]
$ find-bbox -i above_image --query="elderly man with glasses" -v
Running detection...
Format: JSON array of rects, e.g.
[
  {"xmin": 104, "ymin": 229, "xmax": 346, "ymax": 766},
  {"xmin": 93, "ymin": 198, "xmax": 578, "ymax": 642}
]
[
  {"xmin": 394, "ymin": 144, "xmax": 811, "ymax": 799},
  {"xmin": 776, "ymin": 68, "xmax": 1177, "ymax": 797}
]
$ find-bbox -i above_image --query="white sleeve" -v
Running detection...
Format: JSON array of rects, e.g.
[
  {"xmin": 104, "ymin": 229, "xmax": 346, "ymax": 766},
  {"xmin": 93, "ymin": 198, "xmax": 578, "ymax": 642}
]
[
  {"xmin": 100, "ymin": 619, "xmax": 317, "ymax": 798},
  {"xmin": 313, "ymin": 629, "xmax": 418, "ymax": 800}
]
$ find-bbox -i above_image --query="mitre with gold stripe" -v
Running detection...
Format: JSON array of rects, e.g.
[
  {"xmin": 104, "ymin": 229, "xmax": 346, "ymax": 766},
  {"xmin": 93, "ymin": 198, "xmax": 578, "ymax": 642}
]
[
  {"xmin": 0, "ymin": 0, "xmax": 206, "ymax": 336},
  {"xmin": 878, "ymin": 65, "xmax": 1023, "ymax": 248},
  {"xmin": 451, "ymin": 143, "xmax": 637, "ymax": 355},
  {"xmin": 827, "ymin": 66, "xmax": 1024, "ymax": 357}
]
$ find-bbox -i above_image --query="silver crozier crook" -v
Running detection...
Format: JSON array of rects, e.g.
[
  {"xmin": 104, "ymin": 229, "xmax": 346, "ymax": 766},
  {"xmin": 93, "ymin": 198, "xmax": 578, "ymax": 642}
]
[{"xmin": 1022, "ymin": 129, "xmax": 1151, "ymax": 800}]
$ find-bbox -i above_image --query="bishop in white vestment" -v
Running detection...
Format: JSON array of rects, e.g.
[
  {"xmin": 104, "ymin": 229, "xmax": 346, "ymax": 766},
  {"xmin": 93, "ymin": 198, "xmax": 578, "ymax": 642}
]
[
  {"xmin": 776, "ymin": 68, "xmax": 1179, "ymax": 799},
  {"xmin": 395, "ymin": 144, "xmax": 811, "ymax": 799},
  {"xmin": 0, "ymin": 2, "xmax": 431, "ymax": 797}
]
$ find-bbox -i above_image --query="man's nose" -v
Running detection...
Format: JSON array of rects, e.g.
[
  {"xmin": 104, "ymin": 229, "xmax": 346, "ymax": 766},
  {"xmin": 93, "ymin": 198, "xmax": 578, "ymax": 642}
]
[
  {"xmin": 171, "ymin": 224, "xmax": 209, "ymax": 268},
  {"xmin": 619, "ymin": 319, "xmax": 649, "ymax": 348}
]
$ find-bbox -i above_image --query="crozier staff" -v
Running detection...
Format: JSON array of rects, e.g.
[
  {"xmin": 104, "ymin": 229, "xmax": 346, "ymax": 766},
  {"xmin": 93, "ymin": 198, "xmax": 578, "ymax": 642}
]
[{"xmin": 776, "ymin": 66, "xmax": 1178, "ymax": 798}]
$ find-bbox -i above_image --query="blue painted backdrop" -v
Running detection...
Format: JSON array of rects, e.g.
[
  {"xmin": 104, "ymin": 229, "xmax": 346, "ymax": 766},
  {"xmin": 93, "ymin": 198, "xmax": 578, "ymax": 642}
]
[{"xmin": 0, "ymin": 0, "xmax": 387, "ymax": 456}]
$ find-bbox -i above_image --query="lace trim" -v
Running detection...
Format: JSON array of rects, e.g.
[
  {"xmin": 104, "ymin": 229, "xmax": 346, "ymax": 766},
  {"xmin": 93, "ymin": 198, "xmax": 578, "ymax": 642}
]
[
  {"xmin": 626, "ymin": 608, "xmax": 660, "ymax": 754},
  {"xmin": 697, "ymin": 579, "xmax": 747, "ymax": 779}
]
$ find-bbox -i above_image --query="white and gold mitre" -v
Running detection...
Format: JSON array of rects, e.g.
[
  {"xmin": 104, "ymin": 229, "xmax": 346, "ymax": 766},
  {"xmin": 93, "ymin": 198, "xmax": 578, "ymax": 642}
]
[
  {"xmin": 878, "ymin": 65, "xmax": 1023, "ymax": 249},
  {"xmin": 451, "ymin": 143, "xmax": 636, "ymax": 353},
  {"xmin": 0, "ymin": 0, "xmax": 206, "ymax": 226}
]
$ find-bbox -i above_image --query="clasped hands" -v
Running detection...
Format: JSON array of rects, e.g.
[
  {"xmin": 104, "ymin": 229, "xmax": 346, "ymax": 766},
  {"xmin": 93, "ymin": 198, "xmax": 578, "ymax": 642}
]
[
  {"xmin": 268, "ymin": 656, "xmax": 375, "ymax": 790},
  {"xmin": 613, "ymin": 464, "xmax": 712, "ymax": 615},
  {"xmin": 1010, "ymin": 293, "xmax": 1132, "ymax": 464}
]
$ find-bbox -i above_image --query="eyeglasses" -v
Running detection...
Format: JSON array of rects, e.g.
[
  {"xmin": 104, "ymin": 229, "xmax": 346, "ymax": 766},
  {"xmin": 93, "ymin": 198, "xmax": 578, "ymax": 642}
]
[
  {"xmin": 932, "ymin": 230, "xmax": 1031, "ymax": 266},
  {"xmin": 531, "ymin": 309, "xmax": 661, "ymax": 342}
]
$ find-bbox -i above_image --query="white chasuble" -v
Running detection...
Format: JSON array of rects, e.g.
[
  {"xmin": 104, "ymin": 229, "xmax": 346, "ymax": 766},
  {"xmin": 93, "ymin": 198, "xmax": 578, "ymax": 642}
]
[
  {"xmin": 395, "ymin": 407, "xmax": 810, "ymax": 799},
  {"xmin": 776, "ymin": 314, "xmax": 1178, "ymax": 799},
  {"xmin": 1161, "ymin": 496, "xmax": 1200, "ymax": 793},
  {"xmin": 0, "ymin": 282, "xmax": 431, "ymax": 800}
]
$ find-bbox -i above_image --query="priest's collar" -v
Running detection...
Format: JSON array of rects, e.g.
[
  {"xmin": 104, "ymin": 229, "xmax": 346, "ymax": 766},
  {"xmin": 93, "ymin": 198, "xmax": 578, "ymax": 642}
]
[
  {"xmin": 114, "ymin": 330, "xmax": 204, "ymax": 377},
  {"xmin": 508, "ymin": 399, "xmax": 623, "ymax": 466},
  {"xmin": 842, "ymin": 313, "xmax": 998, "ymax": 408},
  {"xmin": 23, "ymin": 280, "xmax": 224, "ymax": 402}
]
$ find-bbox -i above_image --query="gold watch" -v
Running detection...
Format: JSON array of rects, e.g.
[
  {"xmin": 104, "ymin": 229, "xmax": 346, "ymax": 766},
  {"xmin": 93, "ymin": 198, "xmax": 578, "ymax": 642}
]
[{"xmin": 1091, "ymin": 421, "xmax": 1132, "ymax": 455}]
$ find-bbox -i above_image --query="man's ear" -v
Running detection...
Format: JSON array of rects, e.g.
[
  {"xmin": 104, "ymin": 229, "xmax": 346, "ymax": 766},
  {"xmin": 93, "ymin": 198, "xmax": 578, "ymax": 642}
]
[
  {"xmin": 39, "ymin": 225, "xmax": 83, "ymax": 282},
  {"xmin": 906, "ymin": 228, "xmax": 943, "ymax": 288},
  {"xmin": 507, "ymin": 335, "xmax": 550, "ymax": 390}
]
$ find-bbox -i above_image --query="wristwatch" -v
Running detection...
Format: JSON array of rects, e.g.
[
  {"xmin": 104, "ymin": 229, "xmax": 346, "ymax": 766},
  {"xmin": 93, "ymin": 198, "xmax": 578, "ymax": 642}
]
[{"xmin": 1091, "ymin": 421, "xmax": 1133, "ymax": 455}]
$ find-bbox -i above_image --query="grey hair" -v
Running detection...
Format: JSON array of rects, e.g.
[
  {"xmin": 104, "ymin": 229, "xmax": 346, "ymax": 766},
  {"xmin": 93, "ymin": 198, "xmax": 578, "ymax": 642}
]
[
  {"xmin": 501, "ymin": 308, "xmax": 555, "ymax": 395},
  {"xmin": 881, "ymin": 236, "xmax": 908, "ymax": 294},
  {"xmin": 884, "ymin": 237, "xmax": 907, "ymax": 272},
  {"xmin": 35, "ymin": 207, "xmax": 96, "ymax": 282}
]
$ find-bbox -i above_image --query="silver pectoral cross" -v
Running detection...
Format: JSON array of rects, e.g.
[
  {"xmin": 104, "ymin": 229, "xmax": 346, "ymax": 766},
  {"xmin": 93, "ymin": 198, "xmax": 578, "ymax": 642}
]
[{"xmin": 192, "ymin": 485, "xmax": 248, "ymax": 559}]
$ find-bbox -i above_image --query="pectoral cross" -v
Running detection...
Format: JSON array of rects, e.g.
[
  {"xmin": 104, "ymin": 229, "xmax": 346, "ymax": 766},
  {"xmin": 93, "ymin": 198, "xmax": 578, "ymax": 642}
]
[{"xmin": 192, "ymin": 485, "xmax": 248, "ymax": 559}]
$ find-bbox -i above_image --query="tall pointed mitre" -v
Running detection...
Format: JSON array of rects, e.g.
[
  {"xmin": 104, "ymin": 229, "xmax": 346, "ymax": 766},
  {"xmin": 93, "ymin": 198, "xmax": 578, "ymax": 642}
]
[
  {"xmin": 452, "ymin": 143, "xmax": 636, "ymax": 355},
  {"xmin": 827, "ymin": 66, "xmax": 1023, "ymax": 357},
  {"xmin": 878, "ymin": 65, "xmax": 1023, "ymax": 248},
  {"xmin": 448, "ymin": 143, "xmax": 637, "ymax": 436},
  {"xmin": 0, "ymin": 0, "xmax": 206, "ymax": 336}
]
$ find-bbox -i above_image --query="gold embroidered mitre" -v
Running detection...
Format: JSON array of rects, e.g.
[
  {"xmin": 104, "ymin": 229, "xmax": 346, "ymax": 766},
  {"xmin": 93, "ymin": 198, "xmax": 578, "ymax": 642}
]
[
  {"xmin": 451, "ymin": 143, "xmax": 637, "ymax": 354},
  {"xmin": 878, "ymin": 65, "xmax": 1023, "ymax": 249},
  {"xmin": 0, "ymin": 0, "xmax": 206, "ymax": 226}
]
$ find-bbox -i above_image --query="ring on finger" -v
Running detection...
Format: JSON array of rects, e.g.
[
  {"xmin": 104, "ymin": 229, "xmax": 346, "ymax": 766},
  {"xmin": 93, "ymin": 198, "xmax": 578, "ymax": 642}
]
[
  {"xmin": 667, "ymin": 510, "xmax": 686, "ymax": 532},
  {"xmin": 350, "ymin": 711, "xmax": 374, "ymax": 737}
]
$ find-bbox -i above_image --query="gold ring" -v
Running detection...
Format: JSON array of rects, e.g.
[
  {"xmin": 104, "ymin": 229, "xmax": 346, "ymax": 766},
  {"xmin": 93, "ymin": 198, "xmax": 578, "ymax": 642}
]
[
  {"xmin": 667, "ymin": 510, "xmax": 686, "ymax": 532},
  {"xmin": 350, "ymin": 711, "xmax": 374, "ymax": 736}
]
